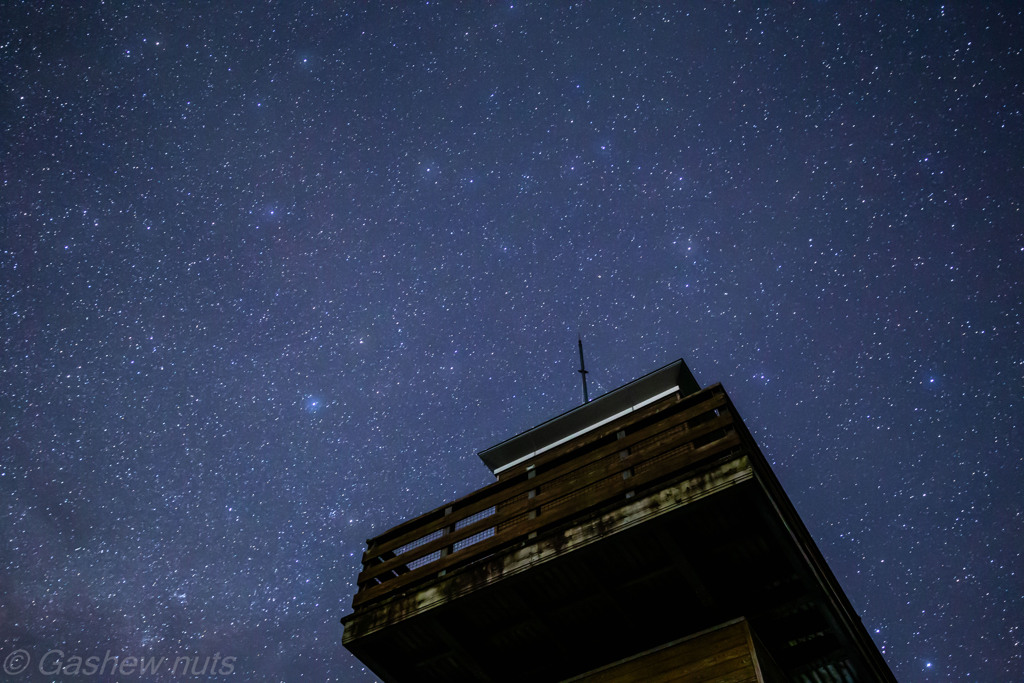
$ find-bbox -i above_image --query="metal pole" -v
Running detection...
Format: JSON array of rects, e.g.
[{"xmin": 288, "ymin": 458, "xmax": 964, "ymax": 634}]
[{"xmin": 578, "ymin": 337, "xmax": 590, "ymax": 403}]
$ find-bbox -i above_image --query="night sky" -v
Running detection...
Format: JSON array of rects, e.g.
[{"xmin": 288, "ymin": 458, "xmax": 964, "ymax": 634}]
[{"xmin": 2, "ymin": 3, "xmax": 1021, "ymax": 681}]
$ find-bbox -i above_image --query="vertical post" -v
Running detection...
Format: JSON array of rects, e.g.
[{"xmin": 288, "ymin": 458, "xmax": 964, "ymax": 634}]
[{"xmin": 441, "ymin": 506, "xmax": 455, "ymax": 558}]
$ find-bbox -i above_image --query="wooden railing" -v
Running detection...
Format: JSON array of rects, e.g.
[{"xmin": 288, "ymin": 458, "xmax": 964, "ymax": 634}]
[{"xmin": 351, "ymin": 384, "xmax": 742, "ymax": 609}]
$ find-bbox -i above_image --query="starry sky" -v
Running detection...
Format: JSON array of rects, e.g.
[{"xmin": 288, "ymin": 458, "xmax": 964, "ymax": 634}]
[{"xmin": 1, "ymin": 3, "xmax": 1021, "ymax": 681}]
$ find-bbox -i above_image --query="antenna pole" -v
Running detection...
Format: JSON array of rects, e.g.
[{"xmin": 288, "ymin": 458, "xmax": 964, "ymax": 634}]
[{"xmin": 577, "ymin": 337, "xmax": 590, "ymax": 403}]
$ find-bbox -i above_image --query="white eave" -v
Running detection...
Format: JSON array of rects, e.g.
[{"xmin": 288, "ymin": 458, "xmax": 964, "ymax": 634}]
[{"xmin": 478, "ymin": 359, "xmax": 700, "ymax": 474}]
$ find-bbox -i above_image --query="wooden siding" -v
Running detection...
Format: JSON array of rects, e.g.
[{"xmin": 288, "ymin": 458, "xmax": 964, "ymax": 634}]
[{"xmin": 567, "ymin": 619, "xmax": 759, "ymax": 683}]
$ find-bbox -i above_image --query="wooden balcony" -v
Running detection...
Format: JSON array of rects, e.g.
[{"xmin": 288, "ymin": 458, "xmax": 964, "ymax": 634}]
[{"xmin": 351, "ymin": 384, "xmax": 738, "ymax": 611}]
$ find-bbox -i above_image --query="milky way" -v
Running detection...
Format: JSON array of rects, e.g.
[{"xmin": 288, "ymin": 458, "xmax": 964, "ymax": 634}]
[{"xmin": 2, "ymin": 4, "xmax": 1021, "ymax": 681}]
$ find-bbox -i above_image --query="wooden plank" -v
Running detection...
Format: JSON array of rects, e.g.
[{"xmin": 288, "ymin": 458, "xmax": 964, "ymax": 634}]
[{"xmin": 569, "ymin": 619, "xmax": 758, "ymax": 682}]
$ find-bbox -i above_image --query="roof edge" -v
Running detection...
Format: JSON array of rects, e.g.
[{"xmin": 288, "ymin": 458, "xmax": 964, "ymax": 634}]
[{"xmin": 478, "ymin": 359, "xmax": 700, "ymax": 474}]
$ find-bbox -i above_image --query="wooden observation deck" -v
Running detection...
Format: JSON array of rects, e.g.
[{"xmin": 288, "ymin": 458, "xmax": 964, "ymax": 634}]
[{"xmin": 341, "ymin": 361, "xmax": 896, "ymax": 682}]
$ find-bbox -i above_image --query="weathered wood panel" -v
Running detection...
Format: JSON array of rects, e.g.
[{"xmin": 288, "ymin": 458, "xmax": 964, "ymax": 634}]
[{"xmin": 566, "ymin": 619, "xmax": 759, "ymax": 683}]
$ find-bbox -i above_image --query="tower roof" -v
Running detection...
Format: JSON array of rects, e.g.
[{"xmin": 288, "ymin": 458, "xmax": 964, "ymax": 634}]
[{"xmin": 478, "ymin": 359, "xmax": 700, "ymax": 474}]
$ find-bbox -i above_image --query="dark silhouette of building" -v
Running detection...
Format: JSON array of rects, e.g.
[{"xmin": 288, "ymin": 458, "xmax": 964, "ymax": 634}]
[{"xmin": 342, "ymin": 360, "xmax": 896, "ymax": 682}]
